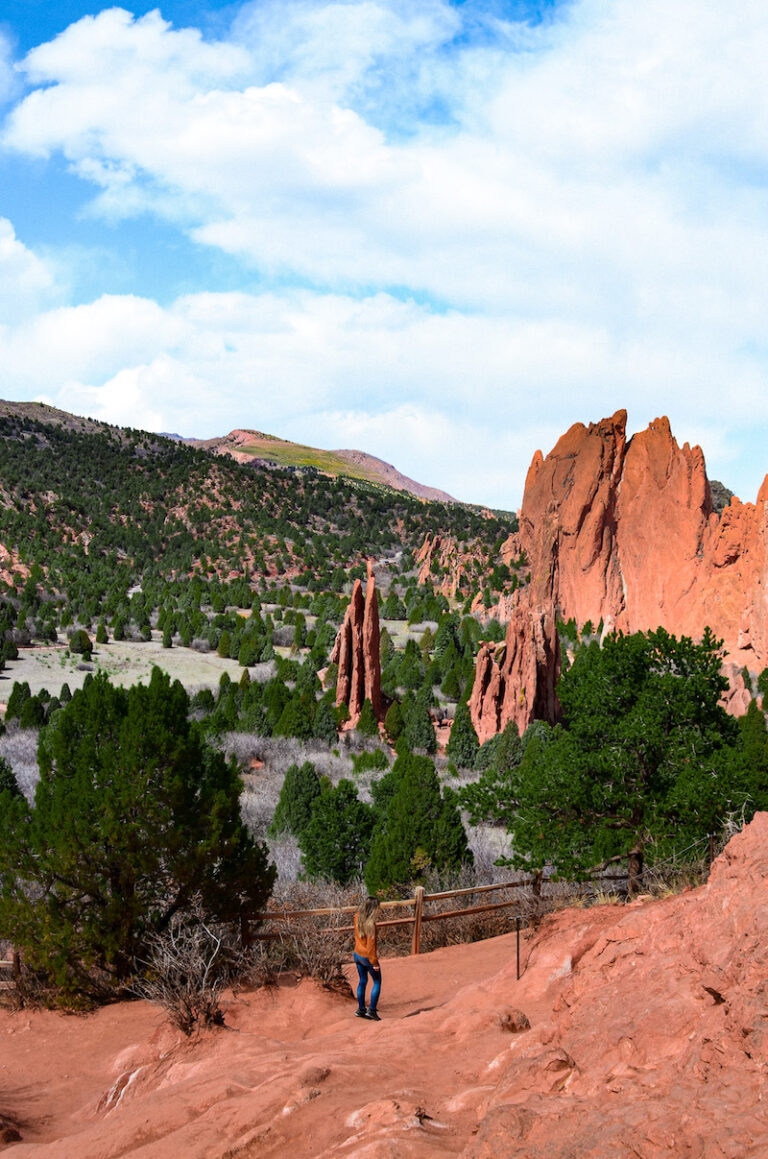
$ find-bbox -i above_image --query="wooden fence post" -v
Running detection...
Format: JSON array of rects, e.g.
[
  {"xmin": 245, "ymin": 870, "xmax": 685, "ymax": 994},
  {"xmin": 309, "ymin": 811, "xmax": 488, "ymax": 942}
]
[{"xmin": 411, "ymin": 886, "xmax": 425, "ymax": 955}]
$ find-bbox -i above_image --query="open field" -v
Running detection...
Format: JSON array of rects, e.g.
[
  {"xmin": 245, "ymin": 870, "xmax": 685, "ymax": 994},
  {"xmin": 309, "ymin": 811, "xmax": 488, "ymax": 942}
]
[
  {"xmin": 0, "ymin": 616, "xmax": 433, "ymax": 704},
  {"xmin": 0, "ymin": 635, "xmax": 254, "ymax": 701}
]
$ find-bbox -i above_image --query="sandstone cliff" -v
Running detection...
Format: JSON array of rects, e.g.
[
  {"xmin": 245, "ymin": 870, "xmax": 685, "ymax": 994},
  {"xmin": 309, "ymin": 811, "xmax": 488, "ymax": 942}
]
[{"xmin": 472, "ymin": 409, "xmax": 768, "ymax": 738}]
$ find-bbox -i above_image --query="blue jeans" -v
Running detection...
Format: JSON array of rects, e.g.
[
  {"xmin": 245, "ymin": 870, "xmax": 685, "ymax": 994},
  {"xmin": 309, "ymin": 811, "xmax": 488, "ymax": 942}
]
[{"xmin": 354, "ymin": 953, "xmax": 381, "ymax": 1012}]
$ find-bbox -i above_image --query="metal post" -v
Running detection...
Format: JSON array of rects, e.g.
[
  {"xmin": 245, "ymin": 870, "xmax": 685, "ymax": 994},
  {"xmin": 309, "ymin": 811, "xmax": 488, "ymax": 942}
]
[
  {"xmin": 411, "ymin": 886, "xmax": 425, "ymax": 955},
  {"xmin": 516, "ymin": 915, "xmax": 520, "ymax": 980}
]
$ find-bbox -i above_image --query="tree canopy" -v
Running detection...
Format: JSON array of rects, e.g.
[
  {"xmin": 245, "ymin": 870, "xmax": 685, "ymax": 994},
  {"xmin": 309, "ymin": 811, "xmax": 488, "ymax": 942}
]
[
  {"xmin": 0, "ymin": 668, "xmax": 275, "ymax": 1000},
  {"xmin": 481, "ymin": 628, "xmax": 745, "ymax": 889}
]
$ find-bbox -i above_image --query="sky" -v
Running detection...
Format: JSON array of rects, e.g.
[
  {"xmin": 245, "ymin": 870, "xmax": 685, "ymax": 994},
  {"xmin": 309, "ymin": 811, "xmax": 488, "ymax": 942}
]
[{"xmin": 1, "ymin": 0, "xmax": 768, "ymax": 508}]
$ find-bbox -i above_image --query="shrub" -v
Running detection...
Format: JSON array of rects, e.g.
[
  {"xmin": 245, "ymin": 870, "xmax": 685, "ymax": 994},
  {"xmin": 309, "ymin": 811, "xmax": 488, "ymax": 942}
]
[{"xmin": 68, "ymin": 628, "xmax": 92, "ymax": 657}]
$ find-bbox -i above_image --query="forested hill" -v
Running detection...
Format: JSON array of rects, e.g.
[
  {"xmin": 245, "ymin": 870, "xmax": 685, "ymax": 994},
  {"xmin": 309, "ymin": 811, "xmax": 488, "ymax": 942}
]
[{"xmin": 0, "ymin": 400, "xmax": 514, "ymax": 640}]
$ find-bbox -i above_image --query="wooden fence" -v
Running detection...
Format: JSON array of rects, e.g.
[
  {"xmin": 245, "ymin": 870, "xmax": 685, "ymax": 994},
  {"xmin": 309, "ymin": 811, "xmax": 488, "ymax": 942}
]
[{"xmin": 246, "ymin": 872, "xmax": 627, "ymax": 957}]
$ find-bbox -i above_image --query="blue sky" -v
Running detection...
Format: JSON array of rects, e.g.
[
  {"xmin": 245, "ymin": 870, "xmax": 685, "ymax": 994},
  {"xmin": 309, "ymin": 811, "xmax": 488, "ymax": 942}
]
[{"xmin": 1, "ymin": 0, "xmax": 767, "ymax": 507}]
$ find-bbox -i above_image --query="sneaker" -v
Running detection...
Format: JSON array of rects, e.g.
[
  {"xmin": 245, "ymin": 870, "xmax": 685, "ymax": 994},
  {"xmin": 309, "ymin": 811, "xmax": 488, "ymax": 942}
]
[
  {"xmin": 366, "ymin": 1010, "xmax": 381, "ymax": 1021},
  {"xmin": 354, "ymin": 1009, "xmax": 368, "ymax": 1018}
]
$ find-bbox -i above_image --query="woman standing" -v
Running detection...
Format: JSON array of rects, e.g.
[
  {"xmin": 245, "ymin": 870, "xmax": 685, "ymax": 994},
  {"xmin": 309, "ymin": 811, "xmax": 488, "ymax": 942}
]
[{"xmin": 353, "ymin": 897, "xmax": 382, "ymax": 1020}]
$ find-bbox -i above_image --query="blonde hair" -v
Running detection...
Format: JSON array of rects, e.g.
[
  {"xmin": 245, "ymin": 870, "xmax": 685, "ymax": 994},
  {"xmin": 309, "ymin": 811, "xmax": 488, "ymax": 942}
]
[{"xmin": 357, "ymin": 897, "xmax": 379, "ymax": 939}]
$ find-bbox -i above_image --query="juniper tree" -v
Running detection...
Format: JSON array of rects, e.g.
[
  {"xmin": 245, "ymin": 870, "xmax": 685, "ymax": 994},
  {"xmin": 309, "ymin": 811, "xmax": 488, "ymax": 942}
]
[
  {"xmin": 365, "ymin": 749, "xmax": 472, "ymax": 892},
  {"xmin": 0, "ymin": 668, "xmax": 275, "ymax": 1000},
  {"xmin": 489, "ymin": 628, "xmax": 741, "ymax": 891},
  {"xmin": 300, "ymin": 779, "xmax": 376, "ymax": 885},
  {"xmin": 446, "ymin": 701, "xmax": 479, "ymax": 768},
  {"xmin": 269, "ymin": 761, "xmax": 322, "ymax": 839}
]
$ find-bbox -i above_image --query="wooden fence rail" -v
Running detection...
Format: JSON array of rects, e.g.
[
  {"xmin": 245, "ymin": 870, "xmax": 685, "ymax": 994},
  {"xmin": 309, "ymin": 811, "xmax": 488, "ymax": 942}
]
[{"xmin": 245, "ymin": 871, "xmax": 628, "ymax": 956}]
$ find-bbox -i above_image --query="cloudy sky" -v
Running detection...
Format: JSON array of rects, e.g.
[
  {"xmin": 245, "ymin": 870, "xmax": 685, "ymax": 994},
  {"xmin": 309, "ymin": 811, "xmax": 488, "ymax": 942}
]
[{"xmin": 1, "ymin": 0, "xmax": 767, "ymax": 508}]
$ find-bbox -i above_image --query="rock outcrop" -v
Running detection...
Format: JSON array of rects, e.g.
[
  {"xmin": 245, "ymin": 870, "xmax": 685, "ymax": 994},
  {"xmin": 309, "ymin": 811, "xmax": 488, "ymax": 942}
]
[
  {"xmin": 469, "ymin": 606, "xmax": 560, "ymax": 744},
  {"xmin": 330, "ymin": 561, "xmax": 384, "ymax": 725},
  {"xmin": 472, "ymin": 409, "xmax": 768, "ymax": 739},
  {"xmin": 416, "ymin": 533, "xmax": 481, "ymax": 599}
]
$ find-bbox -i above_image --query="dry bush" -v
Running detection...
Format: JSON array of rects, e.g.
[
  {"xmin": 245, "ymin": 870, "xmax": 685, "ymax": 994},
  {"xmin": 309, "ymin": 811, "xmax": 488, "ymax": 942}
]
[
  {"xmin": 267, "ymin": 833, "xmax": 303, "ymax": 882},
  {"xmin": 131, "ymin": 903, "xmax": 247, "ymax": 1036},
  {"xmin": 0, "ymin": 725, "xmax": 41, "ymax": 801},
  {"xmin": 255, "ymin": 879, "xmax": 362, "ymax": 991}
]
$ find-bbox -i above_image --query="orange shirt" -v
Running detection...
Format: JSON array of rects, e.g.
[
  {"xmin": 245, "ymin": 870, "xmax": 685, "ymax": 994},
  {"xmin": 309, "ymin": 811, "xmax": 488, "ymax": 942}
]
[{"xmin": 353, "ymin": 913, "xmax": 379, "ymax": 968}]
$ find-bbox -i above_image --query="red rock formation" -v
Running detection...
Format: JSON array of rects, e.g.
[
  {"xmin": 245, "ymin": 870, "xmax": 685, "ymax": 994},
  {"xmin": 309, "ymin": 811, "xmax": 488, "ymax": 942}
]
[
  {"xmin": 472, "ymin": 409, "xmax": 768, "ymax": 739},
  {"xmin": 470, "ymin": 607, "xmax": 560, "ymax": 742},
  {"xmin": 362, "ymin": 562, "xmax": 383, "ymax": 720},
  {"xmin": 330, "ymin": 562, "xmax": 384, "ymax": 725},
  {"xmin": 415, "ymin": 532, "xmax": 478, "ymax": 598}
]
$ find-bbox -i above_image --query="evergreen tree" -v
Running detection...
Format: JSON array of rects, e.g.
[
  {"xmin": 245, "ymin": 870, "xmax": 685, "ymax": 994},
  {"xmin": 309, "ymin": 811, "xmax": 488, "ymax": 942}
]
[
  {"xmin": 6, "ymin": 681, "xmax": 31, "ymax": 723},
  {"xmin": 496, "ymin": 628, "xmax": 740, "ymax": 889},
  {"xmin": 446, "ymin": 702, "xmax": 479, "ymax": 768},
  {"xmin": 402, "ymin": 692, "xmax": 436, "ymax": 754},
  {"xmin": 19, "ymin": 696, "xmax": 45, "ymax": 729},
  {"xmin": 0, "ymin": 668, "xmax": 275, "ymax": 999},
  {"xmin": 0, "ymin": 757, "xmax": 21, "ymax": 800},
  {"xmin": 68, "ymin": 628, "xmax": 92, "ymax": 657},
  {"xmin": 383, "ymin": 700, "xmax": 404, "ymax": 743},
  {"xmin": 300, "ymin": 779, "xmax": 375, "ymax": 885},
  {"xmin": 356, "ymin": 698, "xmax": 379, "ymax": 737},
  {"xmin": 312, "ymin": 698, "xmax": 338, "ymax": 744},
  {"xmin": 274, "ymin": 693, "xmax": 314, "ymax": 740},
  {"xmin": 269, "ymin": 761, "xmax": 322, "ymax": 838},
  {"xmin": 365, "ymin": 749, "xmax": 471, "ymax": 892}
]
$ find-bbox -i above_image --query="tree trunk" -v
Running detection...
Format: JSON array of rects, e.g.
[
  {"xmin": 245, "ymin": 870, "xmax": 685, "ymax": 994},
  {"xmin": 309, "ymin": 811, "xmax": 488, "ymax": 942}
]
[{"xmin": 627, "ymin": 846, "xmax": 644, "ymax": 896}]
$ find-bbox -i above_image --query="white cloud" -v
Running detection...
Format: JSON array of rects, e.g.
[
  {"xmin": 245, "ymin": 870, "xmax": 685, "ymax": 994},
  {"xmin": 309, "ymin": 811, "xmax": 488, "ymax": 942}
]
[
  {"xmin": 0, "ymin": 218, "xmax": 58, "ymax": 323},
  {"xmin": 2, "ymin": 2, "xmax": 768, "ymax": 505},
  {"xmin": 0, "ymin": 32, "xmax": 18, "ymax": 106}
]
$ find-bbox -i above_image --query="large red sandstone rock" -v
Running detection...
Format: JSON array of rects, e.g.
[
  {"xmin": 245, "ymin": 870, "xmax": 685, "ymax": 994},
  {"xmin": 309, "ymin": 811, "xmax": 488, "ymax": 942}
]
[
  {"xmin": 464, "ymin": 812, "xmax": 768, "ymax": 1158},
  {"xmin": 469, "ymin": 606, "xmax": 560, "ymax": 742},
  {"xmin": 472, "ymin": 409, "xmax": 768, "ymax": 739},
  {"xmin": 330, "ymin": 562, "xmax": 384, "ymax": 725}
]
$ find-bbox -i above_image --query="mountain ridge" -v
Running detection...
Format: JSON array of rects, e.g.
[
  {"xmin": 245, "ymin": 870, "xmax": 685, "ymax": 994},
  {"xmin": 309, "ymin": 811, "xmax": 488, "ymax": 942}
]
[{"xmin": 185, "ymin": 427, "xmax": 458, "ymax": 503}]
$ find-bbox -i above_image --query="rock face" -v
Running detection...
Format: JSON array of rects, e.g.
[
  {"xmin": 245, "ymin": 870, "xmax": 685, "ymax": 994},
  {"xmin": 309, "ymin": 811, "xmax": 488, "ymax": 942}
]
[
  {"xmin": 465, "ymin": 811, "xmax": 768, "ymax": 1159},
  {"xmin": 472, "ymin": 409, "xmax": 768, "ymax": 738},
  {"xmin": 330, "ymin": 561, "xmax": 384, "ymax": 725}
]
